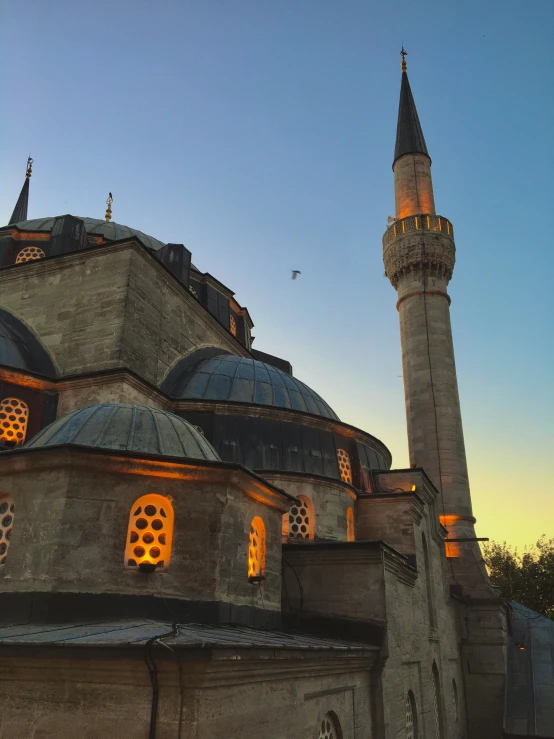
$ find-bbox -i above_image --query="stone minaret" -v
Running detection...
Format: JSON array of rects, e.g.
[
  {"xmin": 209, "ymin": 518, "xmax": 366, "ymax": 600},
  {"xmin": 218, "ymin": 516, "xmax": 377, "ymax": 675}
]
[{"xmin": 383, "ymin": 51, "xmax": 489, "ymax": 593}]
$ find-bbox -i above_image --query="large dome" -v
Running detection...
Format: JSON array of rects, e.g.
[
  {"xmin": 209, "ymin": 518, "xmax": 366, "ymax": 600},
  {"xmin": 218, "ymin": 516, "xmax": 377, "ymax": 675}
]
[
  {"xmin": 9, "ymin": 217, "xmax": 165, "ymax": 251},
  {"xmin": 0, "ymin": 308, "xmax": 57, "ymax": 377},
  {"xmin": 26, "ymin": 403, "xmax": 220, "ymax": 461},
  {"xmin": 164, "ymin": 354, "xmax": 339, "ymax": 421}
]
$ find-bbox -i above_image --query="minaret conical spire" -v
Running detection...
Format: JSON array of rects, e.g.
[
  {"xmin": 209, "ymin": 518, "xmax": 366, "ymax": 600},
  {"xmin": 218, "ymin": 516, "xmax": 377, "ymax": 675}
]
[
  {"xmin": 393, "ymin": 49, "xmax": 429, "ymax": 166},
  {"xmin": 8, "ymin": 156, "xmax": 33, "ymax": 225}
]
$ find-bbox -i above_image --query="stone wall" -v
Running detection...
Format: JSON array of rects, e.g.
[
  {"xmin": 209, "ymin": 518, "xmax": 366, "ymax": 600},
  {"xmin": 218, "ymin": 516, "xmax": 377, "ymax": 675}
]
[{"xmin": 393, "ymin": 153, "xmax": 436, "ymax": 219}]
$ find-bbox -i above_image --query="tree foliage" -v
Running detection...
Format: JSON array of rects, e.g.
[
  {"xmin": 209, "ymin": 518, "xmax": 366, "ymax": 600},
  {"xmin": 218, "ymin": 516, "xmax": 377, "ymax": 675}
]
[{"xmin": 483, "ymin": 536, "xmax": 554, "ymax": 619}]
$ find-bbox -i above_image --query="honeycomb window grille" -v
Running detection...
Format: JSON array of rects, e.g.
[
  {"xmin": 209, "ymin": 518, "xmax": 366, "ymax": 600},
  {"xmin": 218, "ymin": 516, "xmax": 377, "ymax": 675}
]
[
  {"xmin": 406, "ymin": 691, "xmax": 418, "ymax": 739},
  {"xmin": 15, "ymin": 246, "xmax": 45, "ymax": 264},
  {"xmin": 288, "ymin": 495, "xmax": 314, "ymax": 540},
  {"xmin": 346, "ymin": 507, "xmax": 355, "ymax": 542},
  {"xmin": 317, "ymin": 712, "xmax": 342, "ymax": 739},
  {"xmin": 248, "ymin": 516, "xmax": 266, "ymax": 579},
  {"xmin": 336, "ymin": 448, "xmax": 352, "ymax": 484},
  {"xmin": 124, "ymin": 494, "xmax": 174, "ymax": 572},
  {"xmin": 229, "ymin": 314, "xmax": 237, "ymax": 336},
  {"xmin": 0, "ymin": 397, "xmax": 29, "ymax": 446},
  {"xmin": 0, "ymin": 496, "xmax": 15, "ymax": 567}
]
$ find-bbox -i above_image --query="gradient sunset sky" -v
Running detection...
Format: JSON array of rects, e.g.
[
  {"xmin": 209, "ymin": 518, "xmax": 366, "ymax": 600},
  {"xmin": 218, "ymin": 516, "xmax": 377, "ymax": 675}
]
[{"xmin": 1, "ymin": 0, "xmax": 552, "ymax": 549}]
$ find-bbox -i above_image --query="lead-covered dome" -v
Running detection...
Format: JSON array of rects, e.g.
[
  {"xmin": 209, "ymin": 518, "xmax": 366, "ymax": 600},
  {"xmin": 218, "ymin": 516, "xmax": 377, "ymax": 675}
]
[
  {"xmin": 9, "ymin": 217, "xmax": 165, "ymax": 251},
  {"xmin": 0, "ymin": 308, "xmax": 57, "ymax": 377},
  {"xmin": 164, "ymin": 354, "xmax": 339, "ymax": 420},
  {"xmin": 26, "ymin": 403, "xmax": 220, "ymax": 460}
]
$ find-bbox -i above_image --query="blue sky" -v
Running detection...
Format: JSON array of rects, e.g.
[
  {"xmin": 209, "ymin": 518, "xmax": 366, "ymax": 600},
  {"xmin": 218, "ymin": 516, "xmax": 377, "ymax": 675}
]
[{"xmin": 1, "ymin": 0, "xmax": 553, "ymax": 547}]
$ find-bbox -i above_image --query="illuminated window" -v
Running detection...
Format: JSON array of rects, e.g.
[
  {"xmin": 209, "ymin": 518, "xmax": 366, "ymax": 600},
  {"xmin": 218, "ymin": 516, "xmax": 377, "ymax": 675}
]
[
  {"xmin": 15, "ymin": 246, "xmax": 45, "ymax": 264},
  {"xmin": 432, "ymin": 663, "xmax": 444, "ymax": 739},
  {"xmin": 336, "ymin": 448, "xmax": 352, "ymax": 484},
  {"xmin": 0, "ymin": 496, "xmax": 15, "ymax": 567},
  {"xmin": 229, "ymin": 314, "xmax": 237, "ymax": 336},
  {"xmin": 346, "ymin": 507, "xmax": 355, "ymax": 542},
  {"xmin": 288, "ymin": 495, "xmax": 314, "ymax": 540},
  {"xmin": 318, "ymin": 712, "xmax": 341, "ymax": 739},
  {"xmin": 406, "ymin": 691, "xmax": 418, "ymax": 739},
  {"xmin": 248, "ymin": 516, "xmax": 266, "ymax": 579},
  {"xmin": 0, "ymin": 398, "xmax": 29, "ymax": 446},
  {"xmin": 124, "ymin": 494, "xmax": 174, "ymax": 571}
]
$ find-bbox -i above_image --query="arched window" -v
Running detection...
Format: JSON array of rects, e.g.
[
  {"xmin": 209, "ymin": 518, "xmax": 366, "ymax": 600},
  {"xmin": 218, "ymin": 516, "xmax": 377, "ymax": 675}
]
[
  {"xmin": 248, "ymin": 516, "xmax": 266, "ymax": 579},
  {"xmin": 336, "ymin": 448, "xmax": 352, "ymax": 484},
  {"xmin": 432, "ymin": 663, "xmax": 444, "ymax": 739},
  {"xmin": 318, "ymin": 712, "xmax": 342, "ymax": 739},
  {"xmin": 406, "ymin": 690, "xmax": 418, "ymax": 739},
  {"xmin": 229, "ymin": 314, "xmax": 237, "ymax": 336},
  {"xmin": 346, "ymin": 507, "xmax": 355, "ymax": 542},
  {"xmin": 0, "ymin": 495, "xmax": 15, "ymax": 567},
  {"xmin": 124, "ymin": 494, "xmax": 174, "ymax": 571},
  {"xmin": 288, "ymin": 495, "xmax": 314, "ymax": 540},
  {"xmin": 15, "ymin": 246, "xmax": 45, "ymax": 264},
  {"xmin": 452, "ymin": 678, "xmax": 459, "ymax": 723},
  {"xmin": 422, "ymin": 532, "xmax": 436, "ymax": 627},
  {"xmin": 0, "ymin": 398, "xmax": 29, "ymax": 446}
]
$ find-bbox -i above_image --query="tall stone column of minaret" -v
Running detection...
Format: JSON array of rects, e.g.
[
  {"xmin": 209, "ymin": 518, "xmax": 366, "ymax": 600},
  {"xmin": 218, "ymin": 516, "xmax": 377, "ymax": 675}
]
[{"xmin": 382, "ymin": 51, "xmax": 490, "ymax": 594}]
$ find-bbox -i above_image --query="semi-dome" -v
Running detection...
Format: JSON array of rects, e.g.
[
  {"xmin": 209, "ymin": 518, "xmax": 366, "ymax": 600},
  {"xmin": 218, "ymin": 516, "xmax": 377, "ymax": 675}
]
[
  {"xmin": 0, "ymin": 308, "xmax": 57, "ymax": 377},
  {"xmin": 26, "ymin": 403, "xmax": 220, "ymax": 461},
  {"xmin": 9, "ymin": 217, "xmax": 166, "ymax": 251},
  {"xmin": 164, "ymin": 354, "xmax": 339, "ymax": 421}
]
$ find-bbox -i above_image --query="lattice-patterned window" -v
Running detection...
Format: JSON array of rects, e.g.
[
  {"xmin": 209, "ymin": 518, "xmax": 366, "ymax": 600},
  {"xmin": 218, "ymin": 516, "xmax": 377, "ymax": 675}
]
[
  {"xmin": 318, "ymin": 712, "xmax": 341, "ymax": 739},
  {"xmin": 229, "ymin": 314, "xmax": 237, "ymax": 336},
  {"xmin": 336, "ymin": 448, "xmax": 352, "ymax": 484},
  {"xmin": 124, "ymin": 494, "xmax": 174, "ymax": 571},
  {"xmin": 406, "ymin": 691, "xmax": 418, "ymax": 739},
  {"xmin": 0, "ymin": 496, "xmax": 15, "ymax": 567},
  {"xmin": 0, "ymin": 398, "xmax": 29, "ymax": 446},
  {"xmin": 15, "ymin": 246, "xmax": 45, "ymax": 264},
  {"xmin": 346, "ymin": 507, "xmax": 355, "ymax": 542},
  {"xmin": 248, "ymin": 516, "xmax": 266, "ymax": 579},
  {"xmin": 432, "ymin": 663, "xmax": 444, "ymax": 739},
  {"xmin": 288, "ymin": 495, "xmax": 314, "ymax": 540}
]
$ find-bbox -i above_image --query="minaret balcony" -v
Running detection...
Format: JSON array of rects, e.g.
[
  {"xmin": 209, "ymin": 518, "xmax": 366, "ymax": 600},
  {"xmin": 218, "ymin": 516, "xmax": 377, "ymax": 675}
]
[{"xmin": 382, "ymin": 214, "xmax": 454, "ymax": 248}]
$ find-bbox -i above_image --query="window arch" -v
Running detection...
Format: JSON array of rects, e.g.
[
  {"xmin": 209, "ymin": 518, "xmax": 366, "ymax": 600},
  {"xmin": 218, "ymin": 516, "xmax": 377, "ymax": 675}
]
[
  {"xmin": 452, "ymin": 678, "xmax": 459, "ymax": 723},
  {"xmin": 432, "ymin": 662, "xmax": 444, "ymax": 739},
  {"xmin": 15, "ymin": 246, "xmax": 45, "ymax": 264},
  {"xmin": 0, "ymin": 495, "xmax": 15, "ymax": 567},
  {"xmin": 288, "ymin": 495, "xmax": 314, "ymax": 540},
  {"xmin": 124, "ymin": 494, "xmax": 174, "ymax": 571},
  {"xmin": 318, "ymin": 712, "xmax": 342, "ymax": 739},
  {"xmin": 336, "ymin": 448, "xmax": 352, "ymax": 484},
  {"xmin": 248, "ymin": 516, "xmax": 266, "ymax": 579},
  {"xmin": 346, "ymin": 507, "xmax": 355, "ymax": 542},
  {"xmin": 406, "ymin": 690, "xmax": 418, "ymax": 739},
  {"xmin": 422, "ymin": 532, "xmax": 436, "ymax": 627},
  {"xmin": 0, "ymin": 398, "xmax": 29, "ymax": 446}
]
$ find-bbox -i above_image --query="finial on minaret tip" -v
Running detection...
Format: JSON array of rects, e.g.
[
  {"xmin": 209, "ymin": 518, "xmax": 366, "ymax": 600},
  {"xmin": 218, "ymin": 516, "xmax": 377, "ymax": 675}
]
[
  {"xmin": 400, "ymin": 47, "xmax": 407, "ymax": 72},
  {"xmin": 105, "ymin": 192, "xmax": 113, "ymax": 222},
  {"xmin": 26, "ymin": 155, "xmax": 33, "ymax": 179}
]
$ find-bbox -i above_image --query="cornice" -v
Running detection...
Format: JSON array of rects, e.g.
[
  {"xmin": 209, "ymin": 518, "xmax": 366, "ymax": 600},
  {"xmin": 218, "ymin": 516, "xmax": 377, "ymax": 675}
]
[{"xmin": 261, "ymin": 470, "xmax": 357, "ymax": 501}]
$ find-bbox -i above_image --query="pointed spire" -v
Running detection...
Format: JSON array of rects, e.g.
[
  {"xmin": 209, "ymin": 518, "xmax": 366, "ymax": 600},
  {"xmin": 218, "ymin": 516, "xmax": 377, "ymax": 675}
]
[
  {"xmin": 393, "ymin": 50, "xmax": 429, "ymax": 166},
  {"xmin": 8, "ymin": 156, "xmax": 33, "ymax": 225}
]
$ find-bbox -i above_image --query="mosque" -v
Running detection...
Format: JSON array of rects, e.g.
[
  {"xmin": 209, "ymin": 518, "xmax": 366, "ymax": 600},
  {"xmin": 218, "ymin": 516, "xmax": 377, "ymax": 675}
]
[{"xmin": 0, "ymin": 54, "xmax": 551, "ymax": 739}]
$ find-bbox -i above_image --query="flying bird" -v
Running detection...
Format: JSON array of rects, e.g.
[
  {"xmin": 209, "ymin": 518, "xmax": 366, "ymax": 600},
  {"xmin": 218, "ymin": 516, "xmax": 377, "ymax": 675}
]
[{"xmin": 291, "ymin": 270, "xmax": 301, "ymax": 280}]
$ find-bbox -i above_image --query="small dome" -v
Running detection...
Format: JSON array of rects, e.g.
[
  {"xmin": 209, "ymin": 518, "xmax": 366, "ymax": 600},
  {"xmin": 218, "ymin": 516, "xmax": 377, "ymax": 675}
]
[
  {"xmin": 26, "ymin": 403, "xmax": 220, "ymax": 461},
  {"xmin": 164, "ymin": 354, "xmax": 339, "ymax": 420},
  {"xmin": 0, "ymin": 308, "xmax": 57, "ymax": 377},
  {"xmin": 9, "ymin": 217, "xmax": 166, "ymax": 251}
]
